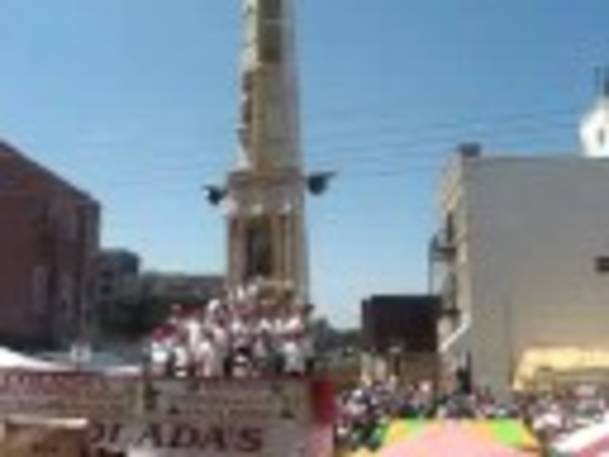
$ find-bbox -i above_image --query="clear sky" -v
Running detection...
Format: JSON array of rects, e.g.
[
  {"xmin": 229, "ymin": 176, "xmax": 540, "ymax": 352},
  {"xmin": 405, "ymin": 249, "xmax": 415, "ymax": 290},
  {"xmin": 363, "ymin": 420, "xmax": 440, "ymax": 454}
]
[{"xmin": 0, "ymin": 0, "xmax": 607, "ymax": 327}]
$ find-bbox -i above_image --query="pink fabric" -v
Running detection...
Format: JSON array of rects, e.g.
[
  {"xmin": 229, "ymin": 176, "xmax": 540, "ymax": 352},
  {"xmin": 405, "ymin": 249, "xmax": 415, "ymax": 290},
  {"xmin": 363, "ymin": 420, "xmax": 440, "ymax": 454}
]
[
  {"xmin": 576, "ymin": 435, "xmax": 609, "ymax": 457},
  {"xmin": 379, "ymin": 422, "xmax": 534, "ymax": 457}
]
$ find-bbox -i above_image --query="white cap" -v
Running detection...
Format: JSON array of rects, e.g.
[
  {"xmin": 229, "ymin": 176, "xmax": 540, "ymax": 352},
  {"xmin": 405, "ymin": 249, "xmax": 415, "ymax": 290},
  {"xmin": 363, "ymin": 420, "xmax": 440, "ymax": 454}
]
[{"xmin": 208, "ymin": 299, "xmax": 221, "ymax": 314}]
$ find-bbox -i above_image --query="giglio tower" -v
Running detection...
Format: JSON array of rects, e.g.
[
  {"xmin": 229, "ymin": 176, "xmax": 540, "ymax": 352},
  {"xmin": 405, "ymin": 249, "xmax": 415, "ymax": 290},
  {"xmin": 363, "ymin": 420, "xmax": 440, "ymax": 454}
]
[{"xmin": 214, "ymin": 0, "xmax": 310, "ymax": 305}]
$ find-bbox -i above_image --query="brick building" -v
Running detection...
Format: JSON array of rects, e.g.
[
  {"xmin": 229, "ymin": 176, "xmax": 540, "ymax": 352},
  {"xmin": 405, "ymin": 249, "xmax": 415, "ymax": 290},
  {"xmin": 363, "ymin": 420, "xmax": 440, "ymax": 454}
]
[{"xmin": 0, "ymin": 141, "xmax": 100, "ymax": 349}]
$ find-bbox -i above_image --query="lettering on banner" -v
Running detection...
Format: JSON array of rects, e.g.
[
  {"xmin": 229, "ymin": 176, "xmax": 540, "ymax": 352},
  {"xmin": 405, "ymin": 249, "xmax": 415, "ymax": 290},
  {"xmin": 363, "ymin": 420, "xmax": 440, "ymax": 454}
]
[
  {"xmin": 89, "ymin": 421, "xmax": 266, "ymax": 454},
  {"xmin": 0, "ymin": 372, "xmax": 329, "ymax": 456}
]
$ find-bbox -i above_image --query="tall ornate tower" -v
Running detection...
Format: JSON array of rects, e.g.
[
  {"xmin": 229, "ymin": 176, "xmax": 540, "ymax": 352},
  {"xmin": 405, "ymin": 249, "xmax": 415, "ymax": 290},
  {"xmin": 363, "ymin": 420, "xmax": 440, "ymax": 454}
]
[{"xmin": 224, "ymin": 0, "xmax": 308, "ymax": 304}]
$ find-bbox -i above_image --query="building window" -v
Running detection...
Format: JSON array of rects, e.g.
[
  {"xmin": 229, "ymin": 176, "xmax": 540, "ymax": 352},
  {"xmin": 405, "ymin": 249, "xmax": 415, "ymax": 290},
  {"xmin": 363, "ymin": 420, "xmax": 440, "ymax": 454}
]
[
  {"xmin": 0, "ymin": 171, "xmax": 17, "ymax": 190},
  {"xmin": 32, "ymin": 266, "xmax": 48, "ymax": 314},
  {"xmin": 596, "ymin": 257, "xmax": 609, "ymax": 273},
  {"xmin": 30, "ymin": 200, "xmax": 49, "ymax": 225},
  {"xmin": 65, "ymin": 209, "xmax": 79, "ymax": 240},
  {"xmin": 99, "ymin": 284, "xmax": 113, "ymax": 296},
  {"xmin": 62, "ymin": 274, "xmax": 75, "ymax": 311},
  {"xmin": 101, "ymin": 270, "xmax": 114, "ymax": 281}
]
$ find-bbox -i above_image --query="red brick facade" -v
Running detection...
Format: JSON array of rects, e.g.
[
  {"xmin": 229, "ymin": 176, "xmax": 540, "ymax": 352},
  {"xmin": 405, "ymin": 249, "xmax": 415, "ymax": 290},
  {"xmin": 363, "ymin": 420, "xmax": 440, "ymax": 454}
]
[{"xmin": 0, "ymin": 141, "xmax": 99, "ymax": 348}]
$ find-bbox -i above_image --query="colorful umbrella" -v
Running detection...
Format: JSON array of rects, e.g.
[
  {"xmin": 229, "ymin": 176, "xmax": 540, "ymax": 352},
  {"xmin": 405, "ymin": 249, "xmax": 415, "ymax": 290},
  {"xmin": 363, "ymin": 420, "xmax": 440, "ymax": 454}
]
[
  {"xmin": 347, "ymin": 420, "xmax": 540, "ymax": 456},
  {"xmin": 377, "ymin": 422, "xmax": 537, "ymax": 457},
  {"xmin": 383, "ymin": 419, "xmax": 538, "ymax": 451},
  {"xmin": 383, "ymin": 419, "xmax": 428, "ymax": 447},
  {"xmin": 467, "ymin": 419, "xmax": 540, "ymax": 451},
  {"xmin": 348, "ymin": 449, "xmax": 376, "ymax": 457}
]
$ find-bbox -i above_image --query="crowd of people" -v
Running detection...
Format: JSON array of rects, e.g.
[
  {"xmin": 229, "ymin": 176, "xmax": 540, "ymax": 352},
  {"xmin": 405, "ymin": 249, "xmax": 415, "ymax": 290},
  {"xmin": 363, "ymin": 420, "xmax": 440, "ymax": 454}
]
[
  {"xmin": 336, "ymin": 379, "xmax": 501, "ymax": 450},
  {"xmin": 523, "ymin": 386, "xmax": 609, "ymax": 444},
  {"xmin": 336, "ymin": 378, "xmax": 609, "ymax": 451},
  {"xmin": 144, "ymin": 293, "xmax": 315, "ymax": 378}
]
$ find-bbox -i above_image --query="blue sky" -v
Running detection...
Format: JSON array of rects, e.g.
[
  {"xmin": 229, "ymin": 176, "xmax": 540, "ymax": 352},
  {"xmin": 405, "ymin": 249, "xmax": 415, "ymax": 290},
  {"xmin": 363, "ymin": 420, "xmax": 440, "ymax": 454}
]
[{"xmin": 0, "ymin": 0, "xmax": 607, "ymax": 327}]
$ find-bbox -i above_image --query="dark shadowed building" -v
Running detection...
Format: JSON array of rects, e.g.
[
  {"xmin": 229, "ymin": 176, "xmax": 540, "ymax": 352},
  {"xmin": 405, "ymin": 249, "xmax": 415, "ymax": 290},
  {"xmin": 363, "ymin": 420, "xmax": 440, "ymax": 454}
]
[
  {"xmin": 0, "ymin": 141, "xmax": 100, "ymax": 349},
  {"xmin": 361, "ymin": 295, "xmax": 440, "ymax": 384},
  {"xmin": 97, "ymin": 249, "xmax": 140, "ymax": 307}
]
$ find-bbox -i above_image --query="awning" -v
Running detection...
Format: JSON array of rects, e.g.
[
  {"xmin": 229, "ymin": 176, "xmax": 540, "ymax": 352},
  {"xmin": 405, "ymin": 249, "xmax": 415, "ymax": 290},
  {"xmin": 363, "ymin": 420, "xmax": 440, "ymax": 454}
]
[{"xmin": 513, "ymin": 347, "xmax": 609, "ymax": 391}]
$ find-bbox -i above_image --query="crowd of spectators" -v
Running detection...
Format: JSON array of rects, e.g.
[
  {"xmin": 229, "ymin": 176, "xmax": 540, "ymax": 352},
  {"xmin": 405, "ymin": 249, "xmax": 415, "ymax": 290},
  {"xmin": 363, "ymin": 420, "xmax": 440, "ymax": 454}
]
[
  {"xmin": 521, "ymin": 387, "xmax": 609, "ymax": 445},
  {"xmin": 144, "ymin": 291, "xmax": 314, "ymax": 378},
  {"xmin": 336, "ymin": 378, "xmax": 609, "ymax": 451}
]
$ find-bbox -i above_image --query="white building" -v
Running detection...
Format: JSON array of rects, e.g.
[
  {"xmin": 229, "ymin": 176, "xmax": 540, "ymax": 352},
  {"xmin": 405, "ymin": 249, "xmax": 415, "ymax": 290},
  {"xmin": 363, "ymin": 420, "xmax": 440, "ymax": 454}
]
[
  {"xmin": 580, "ymin": 70, "xmax": 609, "ymax": 158},
  {"xmin": 433, "ymin": 146, "xmax": 609, "ymax": 397}
]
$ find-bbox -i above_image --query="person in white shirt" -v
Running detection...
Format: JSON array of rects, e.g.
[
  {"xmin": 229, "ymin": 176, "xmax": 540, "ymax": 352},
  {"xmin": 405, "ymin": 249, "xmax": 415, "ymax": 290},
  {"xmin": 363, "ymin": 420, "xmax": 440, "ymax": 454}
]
[
  {"xmin": 184, "ymin": 308, "xmax": 204, "ymax": 356},
  {"xmin": 253, "ymin": 305, "xmax": 273, "ymax": 376},
  {"xmin": 210, "ymin": 313, "xmax": 231, "ymax": 377},
  {"xmin": 229, "ymin": 307, "xmax": 255, "ymax": 376},
  {"xmin": 194, "ymin": 330, "xmax": 222, "ymax": 378},
  {"xmin": 149, "ymin": 327, "xmax": 171, "ymax": 376},
  {"xmin": 207, "ymin": 298, "xmax": 222, "ymax": 316},
  {"xmin": 278, "ymin": 308, "xmax": 306, "ymax": 376},
  {"xmin": 270, "ymin": 305, "xmax": 289, "ymax": 375},
  {"xmin": 238, "ymin": 307, "xmax": 256, "ymax": 347},
  {"xmin": 299, "ymin": 304, "xmax": 315, "ymax": 375},
  {"xmin": 167, "ymin": 303, "xmax": 186, "ymax": 331},
  {"xmin": 282, "ymin": 334, "xmax": 305, "ymax": 376},
  {"xmin": 172, "ymin": 333, "xmax": 191, "ymax": 378}
]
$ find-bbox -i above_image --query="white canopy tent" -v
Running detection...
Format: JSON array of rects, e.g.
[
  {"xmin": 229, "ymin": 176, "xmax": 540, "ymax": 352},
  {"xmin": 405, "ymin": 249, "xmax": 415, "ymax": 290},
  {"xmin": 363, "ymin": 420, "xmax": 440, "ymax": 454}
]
[{"xmin": 0, "ymin": 347, "xmax": 71, "ymax": 371}]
